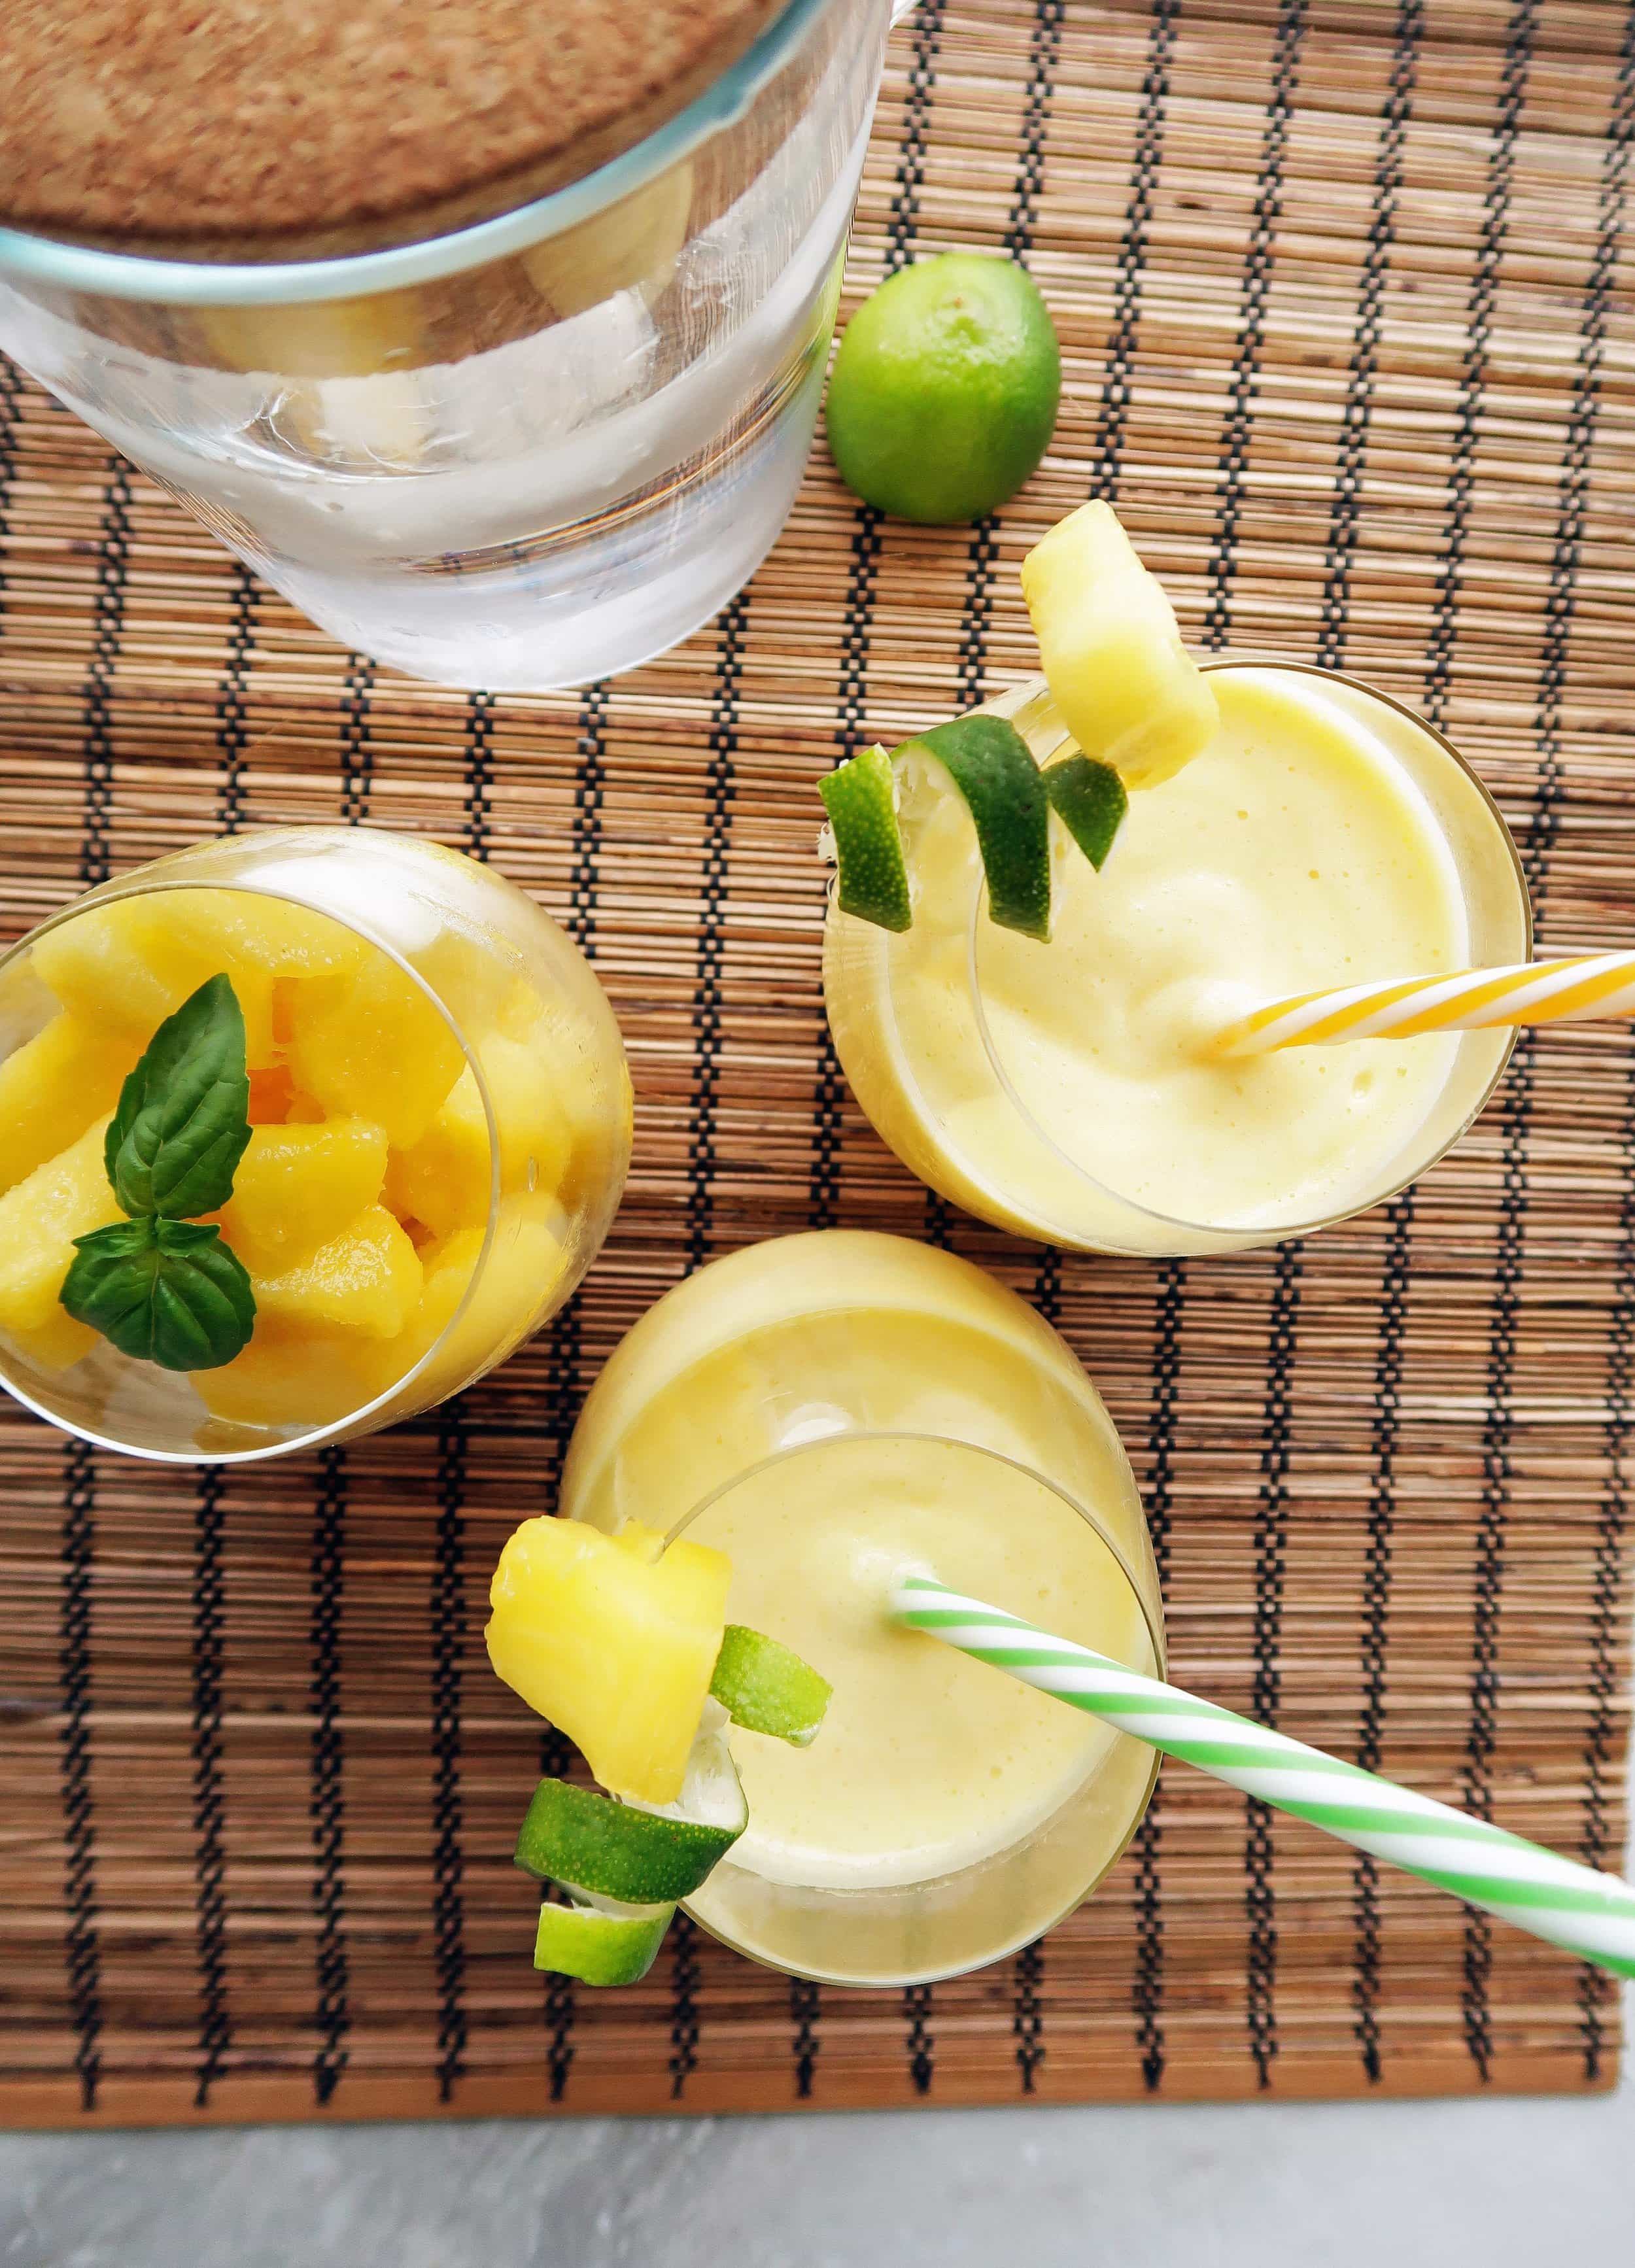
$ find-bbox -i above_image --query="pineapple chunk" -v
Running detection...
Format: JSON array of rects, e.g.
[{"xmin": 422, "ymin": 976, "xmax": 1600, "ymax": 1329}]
[
  {"xmin": 0, "ymin": 1116, "xmax": 121, "ymax": 1336},
  {"xmin": 30, "ymin": 899, "xmax": 279, "ymax": 1067},
  {"xmin": 213, "ymin": 1118, "xmax": 388, "ymax": 1271},
  {"xmin": 193, "ymin": 1318, "xmax": 402, "ymax": 1430},
  {"xmin": 160, "ymin": 889, "xmax": 369, "ymax": 980},
  {"xmin": 284, "ymin": 954, "xmax": 465, "ymax": 1148},
  {"xmin": 1, "ymin": 1309, "xmax": 102, "ymax": 1373},
  {"xmin": 0, "ymin": 1013, "xmax": 131, "ymax": 1195},
  {"xmin": 251, "ymin": 1204, "xmax": 422, "ymax": 1339},
  {"xmin": 1020, "ymin": 501, "xmax": 1220, "ymax": 789},
  {"xmin": 486, "ymin": 1517, "xmax": 731, "ymax": 1803},
  {"xmin": 399, "ymin": 1197, "xmax": 569, "ymax": 1410},
  {"xmin": 409, "ymin": 925, "xmax": 528, "ymax": 1037},
  {"xmin": 384, "ymin": 1032, "xmax": 574, "ymax": 1240}
]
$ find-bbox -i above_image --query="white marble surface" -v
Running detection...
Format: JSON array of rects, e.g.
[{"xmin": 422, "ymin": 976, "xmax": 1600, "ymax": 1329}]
[{"xmin": 2, "ymin": 2057, "xmax": 1629, "ymax": 2268}]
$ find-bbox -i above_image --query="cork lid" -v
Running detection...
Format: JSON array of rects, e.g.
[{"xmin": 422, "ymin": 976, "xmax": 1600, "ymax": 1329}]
[{"xmin": 1, "ymin": 0, "xmax": 788, "ymax": 259}]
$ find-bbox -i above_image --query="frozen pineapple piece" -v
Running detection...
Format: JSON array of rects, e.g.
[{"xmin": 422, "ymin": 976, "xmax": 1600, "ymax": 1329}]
[
  {"xmin": 486, "ymin": 1516, "xmax": 731, "ymax": 1803},
  {"xmin": 284, "ymin": 954, "xmax": 465, "ymax": 1148},
  {"xmin": 214, "ymin": 1118, "xmax": 388, "ymax": 1271},
  {"xmin": 384, "ymin": 1031, "xmax": 574, "ymax": 1241},
  {"xmin": 193, "ymin": 1318, "xmax": 402, "ymax": 1430},
  {"xmin": 30, "ymin": 899, "xmax": 279, "ymax": 1067},
  {"xmin": 1020, "ymin": 501, "xmax": 1220, "ymax": 789},
  {"xmin": 0, "ymin": 1116, "xmax": 121, "ymax": 1337},
  {"xmin": 250, "ymin": 1204, "xmax": 422, "ymax": 1339},
  {"xmin": 0, "ymin": 1012, "xmax": 132, "ymax": 1195}
]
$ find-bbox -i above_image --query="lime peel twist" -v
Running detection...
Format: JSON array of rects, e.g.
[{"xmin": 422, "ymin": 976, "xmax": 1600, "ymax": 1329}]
[
  {"xmin": 520, "ymin": 1630, "xmax": 833, "ymax": 1986},
  {"xmin": 821, "ymin": 714, "xmax": 1126, "ymax": 941}
]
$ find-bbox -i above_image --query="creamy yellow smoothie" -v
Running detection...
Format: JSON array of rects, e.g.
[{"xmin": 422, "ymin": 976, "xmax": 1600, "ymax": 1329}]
[
  {"xmin": 560, "ymin": 1231, "xmax": 1162, "ymax": 1984},
  {"xmin": 825, "ymin": 664, "xmax": 1529, "ymax": 1257}
]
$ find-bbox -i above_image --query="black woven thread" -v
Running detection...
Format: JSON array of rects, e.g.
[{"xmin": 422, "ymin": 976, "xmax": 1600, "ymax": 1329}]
[
  {"xmin": 904, "ymin": 1981, "xmax": 935, "ymax": 2096},
  {"xmin": 809, "ymin": 8, "xmax": 947, "ymax": 1233},
  {"xmin": 431, "ymin": 1411, "xmax": 469, "ymax": 2103},
  {"xmin": 531, "ymin": 666, "xmax": 607, "ymax": 2100},
  {"xmin": 1246, "ymin": 1241, "xmax": 1303, "ymax": 2091},
  {"xmin": 685, "ymin": 591, "xmax": 746, "ymax": 1277},
  {"xmin": 1427, "ymin": 0, "xmax": 1534, "ymax": 2084},
  {"xmin": 1581, "ymin": 1037, "xmax": 1635, "ymax": 2082},
  {"xmin": 1090, "ymin": 0, "xmax": 1179, "ymax": 498},
  {"xmin": 949, "ymin": 0, "xmax": 1063, "ymax": 729},
  {"xmin": 1004, "ymin": 0, "xmax": 1063, "ymax": 263},
  {"xmin": 668, "ymin": 1911, "xmax": 702, "ymax": 2099},
  {"xmin": 1003, "ymin": 1245, "xmax": 1066, "ymax": 2092},
  {"xmin": 790, "ymin": 1979, "xmax": 821, "ymax": 2099},
  {"xmin": 1351, "ymin": 1190, "xmax": 1413, "ymax": 2083},
  {"xmin": 567, "ymin": 680, "xmax": 610, "ymax": 960},
  {"xmin": 1424, "ymin": 1, "xmax": 1534, "ymax": 735},
  {"xmin": 814, "ymin": 497, "xmax": 883, "ymax": 1235},
  {"xmin": 338, "ymin": 651, "xmax": 376, "ymax": 826},
  {"xmin": 59, "ymin": 1437, "xmax": 102, "ymax": 2112},
  {"xmin": 463, "ymin": 690, "xmax": 496, "ymax": 863},
  {"xmin": 309, "ymin": 1444, "xmax": 350, "ymax": 2106},
  {"xmin": 1133, "ymin": 1256, "xmax": 1182, "ymax": 2092},
  {"xmin": 538, "ymin": 1296, "xmax": 591, "ymax": 2089},
  {"xmin": 1550, "ymin": 12, "xmax": 1635, "ymax": 2084},
  {"xmin": 1088, "ymin": 0, "xmax": 1185, "ymax": 2093},
  {"xmin": 80, "ymin": 458, "xmax": 131, "ymax": 887},
  {"xmin": 1201, "ymin": 0, "xmax": 1306, "ymax": 655},
  {"xmin": 191, "ymin": 1468, "xmax": 231, "ymax": 2106},
  {"xmin": 215, "ymin": 564, "xmax": 256, "ymax": 836},
  {"xmin": 887, "ymin": 0, "xmax": 945, "ymax": 273},
  {"xmin": 0, "ymin": 356, "xmax": 24, "ymax": 647},
  {"xmin": 1316, "ymin": 0, "xmax": 1422, "ymax": 672},
  {"xmin": 1318, "ymin": 24, "xmax": 1422, "ymax": 2073}
]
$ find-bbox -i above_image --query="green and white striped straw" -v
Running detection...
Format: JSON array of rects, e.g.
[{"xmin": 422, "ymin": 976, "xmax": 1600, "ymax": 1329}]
[{"xmin": 892, "ymin": 1573, "xmax": 1635, "ymax": 1977}]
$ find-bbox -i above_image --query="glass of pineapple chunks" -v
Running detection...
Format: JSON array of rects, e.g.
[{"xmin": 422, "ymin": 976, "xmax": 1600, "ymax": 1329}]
[{"xmin": 0, "ymin": 827, "xmax": 632, "ymax": 1459}]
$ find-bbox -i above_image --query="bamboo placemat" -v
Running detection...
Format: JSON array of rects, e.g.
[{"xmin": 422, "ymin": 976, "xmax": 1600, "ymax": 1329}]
[{"xmin": 2, "ymin": 0, "xmax": 1634, "ymax": 2127}]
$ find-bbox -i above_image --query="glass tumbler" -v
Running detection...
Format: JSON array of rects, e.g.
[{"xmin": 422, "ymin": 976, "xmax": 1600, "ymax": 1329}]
[
  {"xmin": 0, "ymin": 827, "xmax": 632, "ymax": 1462},
  {"xmin": 0, "ymin": 0, "xmax": 893, "ymax": 691},
  {"xmin": 824, "ymin": 664, "xmax": 1531, "ymax": 1259},
  {"xmin": 559, "ymin": 1231, "xmax": 1163, "ymax": 1985}
]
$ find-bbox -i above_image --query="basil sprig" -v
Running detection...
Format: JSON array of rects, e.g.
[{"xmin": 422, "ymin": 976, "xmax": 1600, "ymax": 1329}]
[{"xmin": 60, "ymin": 974, "xmax": 257, "ymax": 1372}]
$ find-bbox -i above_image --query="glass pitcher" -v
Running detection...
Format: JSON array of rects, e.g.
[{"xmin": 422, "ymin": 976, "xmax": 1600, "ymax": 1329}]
[{"xmin": 0, "ymin": 0, "xmax": 894, "ymax": 690}]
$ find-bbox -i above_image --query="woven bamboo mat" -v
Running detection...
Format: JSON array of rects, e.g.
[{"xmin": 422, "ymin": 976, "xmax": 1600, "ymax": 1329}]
[{"xmin": 2, "ymin": 0, "xmax": 1634, "ymax": 2128}]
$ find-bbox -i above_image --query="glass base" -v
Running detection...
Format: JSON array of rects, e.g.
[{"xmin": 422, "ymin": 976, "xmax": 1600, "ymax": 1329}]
[{"xmin": 230, "ymin": 346, "xmax": 825, "ymax": 689}]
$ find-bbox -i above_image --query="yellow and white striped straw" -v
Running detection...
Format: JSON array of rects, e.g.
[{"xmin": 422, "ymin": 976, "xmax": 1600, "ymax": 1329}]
[{"xmin": 1214, "ymin": 951, "xmax": 1635, "ymax": 1058}]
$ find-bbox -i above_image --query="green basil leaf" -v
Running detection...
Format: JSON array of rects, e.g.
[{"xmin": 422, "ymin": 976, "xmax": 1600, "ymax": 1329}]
[
  {"xmin": 61, "ymin": 1216, "xmax": 256, "ymax": 1373},
  {"xmin": 106, "ymin": 973, "xmax": 254, "ymax": 1219}
]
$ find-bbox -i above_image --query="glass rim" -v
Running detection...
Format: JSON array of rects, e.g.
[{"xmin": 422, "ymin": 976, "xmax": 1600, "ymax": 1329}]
[
  {"xmin": 0, "ymin": 845, "xmax": 506, "ymax": 1465},
  {"xmin": 0, "ymin": 0, "xmax": 833, "ymax": 308},
  {"xmin": 948, "ymin": 657, "xmax": 1534, "ymax": 1248},
  {"xmin": 664, "ymin": 1424, "xmax": 1165, "ymax": 1986}
]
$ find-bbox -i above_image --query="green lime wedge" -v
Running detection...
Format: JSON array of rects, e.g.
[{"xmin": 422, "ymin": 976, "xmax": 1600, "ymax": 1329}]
[
  {"xmin": 1044, "ymin": 754, "xmax": 1128, "ymax": 870},
  {"xmin": 515, "ymin": 1776, "xmax": 739, "ymax": 1904},
  {"xmin": 710, "ymin": 1626, "xmax": 832, "ymax": 1747},
  {"xmin": 534, "ymin": 1891, "xmax": 674, "ymax": 1987},
  {"xmin": 820, "ymin": 744, "xmax": 912, "ymax": 933}
]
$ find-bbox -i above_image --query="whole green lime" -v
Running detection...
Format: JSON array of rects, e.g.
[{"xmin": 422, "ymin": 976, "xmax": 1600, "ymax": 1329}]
[{"xmin": 824, "ymin": 253, "xmax": 1061, "ymax": 524}]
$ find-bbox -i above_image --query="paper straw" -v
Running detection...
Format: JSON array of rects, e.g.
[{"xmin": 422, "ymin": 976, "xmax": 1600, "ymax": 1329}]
[
  {"xmin": 892, "ymin": 1574, "xmax": 1635, "ymax": 1976},
  {"xmin": 1213, "ymin": 951, "xmax": 1635, "ymax": 1057}
]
